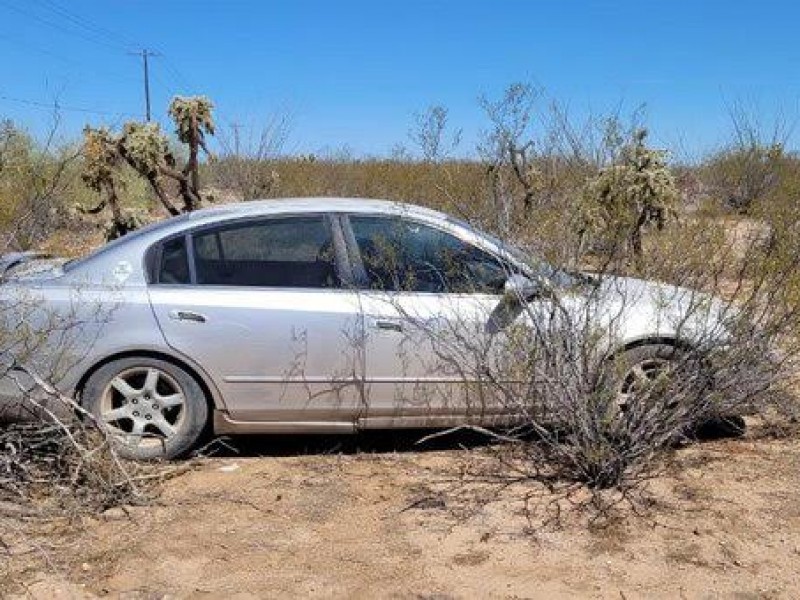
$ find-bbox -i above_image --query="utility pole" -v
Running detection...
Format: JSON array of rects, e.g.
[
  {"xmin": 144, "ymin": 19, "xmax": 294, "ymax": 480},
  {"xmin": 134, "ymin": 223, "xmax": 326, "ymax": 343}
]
[
  {"xmin": 230, "ymin": 122, "xmax": 243, "ymax": 155},
  {"xmin": 129, "ymin": 49, "xmax": 160, "ymax": 121}
]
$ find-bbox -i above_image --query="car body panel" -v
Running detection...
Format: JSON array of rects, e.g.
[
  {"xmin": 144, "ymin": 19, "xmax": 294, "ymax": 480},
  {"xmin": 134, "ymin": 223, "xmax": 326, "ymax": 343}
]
[
  {"xmin": 148, "ymin": 285, "xmax": 364, "ymax": 422},
  {"xmin": 357, "ymin": 290, "xmax": 506, "ymax": 422}
]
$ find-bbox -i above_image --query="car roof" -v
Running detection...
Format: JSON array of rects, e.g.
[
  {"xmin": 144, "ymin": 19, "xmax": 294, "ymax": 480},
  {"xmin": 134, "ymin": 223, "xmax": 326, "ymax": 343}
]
[{"xmin": 185, "ymin": 197, "xmax": 448, "ymax": 222}]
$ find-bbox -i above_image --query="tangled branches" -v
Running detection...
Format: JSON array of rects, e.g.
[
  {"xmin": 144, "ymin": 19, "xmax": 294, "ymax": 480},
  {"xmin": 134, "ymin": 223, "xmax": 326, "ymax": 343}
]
[{"xmin": 0, "ymin": 362, "xmax": 149, "ymax": 519}]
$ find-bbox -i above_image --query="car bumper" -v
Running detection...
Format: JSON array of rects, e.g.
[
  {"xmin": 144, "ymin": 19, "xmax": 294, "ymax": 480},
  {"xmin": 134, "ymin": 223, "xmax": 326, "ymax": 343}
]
[{"xmin": 0, "ymin": 377, "xmax": 74, "ymax": 423}]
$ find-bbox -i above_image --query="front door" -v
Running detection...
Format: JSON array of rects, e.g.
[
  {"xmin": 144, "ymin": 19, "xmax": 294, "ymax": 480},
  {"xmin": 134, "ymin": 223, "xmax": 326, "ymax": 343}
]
[
  {"xmin": 342, "ymin": 214, "xmax": 511, "ymax": 426},
  {"xmin": 148, "ymin": 214, "xmax": 364, "ymax": 424}
]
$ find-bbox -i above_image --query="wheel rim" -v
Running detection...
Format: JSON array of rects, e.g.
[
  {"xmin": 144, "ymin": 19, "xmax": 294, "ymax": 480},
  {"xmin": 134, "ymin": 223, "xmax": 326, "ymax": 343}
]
[
  {"xmin": 99, "ymin": 366, "xmax": 186, "ymax": 447},
  {"xmin": 616, "ymin": 358, "xmax": 672, "ymax": 411}
]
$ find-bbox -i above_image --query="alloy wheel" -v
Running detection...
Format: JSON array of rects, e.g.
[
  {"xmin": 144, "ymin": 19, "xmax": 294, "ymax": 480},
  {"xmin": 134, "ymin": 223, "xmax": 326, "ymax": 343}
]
[{"xmin": 99, "ymin": 366, "xmax": 186, "ymax": 445}]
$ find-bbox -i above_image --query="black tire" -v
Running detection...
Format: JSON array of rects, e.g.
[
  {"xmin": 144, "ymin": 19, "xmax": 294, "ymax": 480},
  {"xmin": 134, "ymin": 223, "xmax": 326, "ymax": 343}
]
[
  {"xmin": 603, "ymin": 343, "xmax": 745, "ymax": 437},
  {"xmin": 692, "ymin": 415, "xmax": 747, "ymax": 439},
  {"xmin": 82, "ymin": 357, "xmax": 208, "ymax": 460}
]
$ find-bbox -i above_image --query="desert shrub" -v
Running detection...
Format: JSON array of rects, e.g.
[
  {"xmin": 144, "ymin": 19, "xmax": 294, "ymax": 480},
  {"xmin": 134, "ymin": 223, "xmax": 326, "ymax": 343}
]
[
  {"xmin": 0, "ymin": 120, "xmax": 82, "ymax": 250},
  {"xmin": 0, "ymin": 288, "xmax": 149, "ymax": 518},
  {"xmin": 701, "ymin": 144, "xmax": 788, "ymax": 213},
  {"xmin": 699, "ymin": 102, "xmax": 795, "ymax": 214},
  {"xmin": 0, "ymin": 419, "xmax": 144, "ymax": 515},
  {"xmin": 205, "ymin": 155, "xmax": 491, "ymax": 214},
  {"xmin": 371, "ymin": 207, "xmax": 799, "ymax": 519}
]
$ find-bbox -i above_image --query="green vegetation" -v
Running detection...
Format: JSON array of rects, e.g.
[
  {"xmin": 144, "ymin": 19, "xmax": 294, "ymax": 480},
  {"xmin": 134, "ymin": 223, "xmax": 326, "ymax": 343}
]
[{"xmin": 0, "ymin": 86, "xmax": 796, "ymax": 272}]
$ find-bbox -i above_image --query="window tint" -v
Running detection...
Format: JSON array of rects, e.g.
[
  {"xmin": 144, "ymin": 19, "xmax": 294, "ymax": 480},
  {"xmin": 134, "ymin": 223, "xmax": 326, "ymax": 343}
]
[
  {"xmin": 350, "ymin": 216, "xmax": 509, "ymax": 293},
  {"xmin": 192, "ymin": 216, "xmax": 338, "ymax": 288},
  {"xmin": 158, "ymin": 236, "xmax": 190, "ymax": 284}
]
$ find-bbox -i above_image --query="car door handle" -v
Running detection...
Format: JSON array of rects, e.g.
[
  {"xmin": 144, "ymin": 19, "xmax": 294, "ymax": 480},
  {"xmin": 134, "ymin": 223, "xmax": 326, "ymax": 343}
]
[
  {"xmin": 372, "ymin": 319, "xmax": 403, "ymax": 332},
  {"xmin": 168, "ymin": 309, "xmax": 207, "ymax": 323}
]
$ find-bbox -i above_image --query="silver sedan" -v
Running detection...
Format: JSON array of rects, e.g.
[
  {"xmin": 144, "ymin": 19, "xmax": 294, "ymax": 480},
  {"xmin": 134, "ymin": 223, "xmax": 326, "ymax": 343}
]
[{"xmin": 0, "ymin": 198, "xmax": 726, "ymax": 458}]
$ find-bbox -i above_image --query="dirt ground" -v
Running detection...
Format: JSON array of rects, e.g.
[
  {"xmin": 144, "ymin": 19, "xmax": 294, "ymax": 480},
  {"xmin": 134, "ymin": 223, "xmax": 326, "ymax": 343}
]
[{"xmin": 2, "ymin": 426, "xmax": 800, "ymax": 599}]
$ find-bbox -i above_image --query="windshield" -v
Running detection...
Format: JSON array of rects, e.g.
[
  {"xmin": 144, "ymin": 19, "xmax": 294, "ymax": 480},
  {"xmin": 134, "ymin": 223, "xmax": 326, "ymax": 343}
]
[{"xmin": 444, "ymin": 214, "xmax": 580, "ymax": 287}]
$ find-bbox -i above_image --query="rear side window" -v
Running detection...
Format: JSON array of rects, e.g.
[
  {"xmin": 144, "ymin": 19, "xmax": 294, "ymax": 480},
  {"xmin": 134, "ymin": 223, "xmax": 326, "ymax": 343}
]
[
  {"xmin": 192, "ymin": 216, "xmax": 339, "ymax": 288},
  {"xmin": 158, "ymin": 236, "xmax": 190, "ymax": 284}
]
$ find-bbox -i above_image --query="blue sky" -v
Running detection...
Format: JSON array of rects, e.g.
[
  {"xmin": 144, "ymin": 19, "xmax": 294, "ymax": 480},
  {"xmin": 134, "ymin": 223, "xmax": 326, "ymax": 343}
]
[{"xmin": 0, "ymin": 0, "xmax": 797, "ymax": 159}]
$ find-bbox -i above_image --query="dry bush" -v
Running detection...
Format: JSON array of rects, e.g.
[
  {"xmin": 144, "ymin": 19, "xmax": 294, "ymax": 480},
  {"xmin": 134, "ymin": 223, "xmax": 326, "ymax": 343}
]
[
  {"xmin": 699, "ymin": 101, "xmax": 794, "ymax": 214},
  {"xmin": 1, "ymin": 420, "xmax": 142, "ymax": 516},
  {"xmin": 0, "ymin": 117, "xmax": 86, "ymax": 251},
  {"xmin": 0, "ymin": 361, "xmax": 150, "ymax": 520},
  {"xmin": 205, "ymin": 155, "xmax": 490, "ymax": 215},
  {"xmin": 343, "ymin": 91, "xmax": 800, "ymax": 520},
  {"xmin": 0, "ymin": 287, "xmax": 160, "ymax": 522},
  {"xmin": 0, "ymin": 364, "xmax": 159, "ymax": 591},
  {"xmin": 211, "ymin": 114, "xmax": 291, "ymax": 201},
  {"xmin": 363, "ymin": 211, "xmax": 799, "ymax": 523}
]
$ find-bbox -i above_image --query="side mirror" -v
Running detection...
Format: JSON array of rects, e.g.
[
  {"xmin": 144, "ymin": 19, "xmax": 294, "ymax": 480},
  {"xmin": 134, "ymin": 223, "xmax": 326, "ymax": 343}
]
[{"xmin": 503, "ymin": 274, "xmax": 540, "ymax": 302}]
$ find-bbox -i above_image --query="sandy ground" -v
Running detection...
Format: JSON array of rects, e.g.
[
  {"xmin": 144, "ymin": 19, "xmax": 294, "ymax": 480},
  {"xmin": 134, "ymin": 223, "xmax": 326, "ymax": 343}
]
[{"xmin": 2, "ymin": 428, "xmax": 800, "ymax": 599}]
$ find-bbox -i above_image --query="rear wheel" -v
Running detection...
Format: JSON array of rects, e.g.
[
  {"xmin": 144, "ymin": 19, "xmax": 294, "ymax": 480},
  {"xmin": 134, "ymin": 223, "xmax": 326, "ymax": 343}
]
[{"xmin": 83, "ymin": 357, "xmax": 208, "ymax": 460}]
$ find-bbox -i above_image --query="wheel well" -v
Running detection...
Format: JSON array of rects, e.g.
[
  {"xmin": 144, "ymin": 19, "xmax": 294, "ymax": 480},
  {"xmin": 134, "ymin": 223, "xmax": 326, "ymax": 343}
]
[
  {"xmin": 74, "ymin": 350, "xmax": 217, "ymax": 412},
  {"xmin": 608, "ymin": 336, "xmax": 693, "ymax": 361}
]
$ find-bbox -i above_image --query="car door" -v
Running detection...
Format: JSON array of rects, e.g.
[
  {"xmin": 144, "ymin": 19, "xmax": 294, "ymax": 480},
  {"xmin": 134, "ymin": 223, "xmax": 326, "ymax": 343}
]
[
  {"xmin": 147, "ymin": 213, "xmax": 365, "ymax": 424},
  {"xmin": 342, "ymin": 213, "xmax": 513, "ymax": 427}
]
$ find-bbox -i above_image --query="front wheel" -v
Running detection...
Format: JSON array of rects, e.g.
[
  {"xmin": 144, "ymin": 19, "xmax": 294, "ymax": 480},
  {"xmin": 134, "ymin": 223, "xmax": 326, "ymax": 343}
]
[
  {"xmin": 599, "ymin": 343, "xmax": 695, "ymax": 431},
  {"xmin": 609, "ymin": 344, "xmax": 683, "ymax": 414},
  {"xmin": 82, "ymin": 357, "xmax": 208, "ymax": 460}
]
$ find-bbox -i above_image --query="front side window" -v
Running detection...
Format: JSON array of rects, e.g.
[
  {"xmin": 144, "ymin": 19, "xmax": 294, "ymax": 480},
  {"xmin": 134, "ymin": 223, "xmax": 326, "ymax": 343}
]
[
  {"xmin": 349, "ymin": 216, "xmax": 509, "ymax": 293},
  {"xmin": 192, "ymin": 216, "xmax": 338, "ymax": 288}
]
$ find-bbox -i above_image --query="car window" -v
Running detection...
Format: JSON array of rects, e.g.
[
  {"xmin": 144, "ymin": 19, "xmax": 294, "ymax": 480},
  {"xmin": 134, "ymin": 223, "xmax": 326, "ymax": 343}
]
[
  {"xmin": 158, "ymin": 236, "xmax": 190, "ymax": 284},
  {"xmin": 349, "ymin": 215, "xmax": 509, "ymax": 293},
  {"xmin": 192, "ymin": 216, "xmax": 339, "ymax": 288}
]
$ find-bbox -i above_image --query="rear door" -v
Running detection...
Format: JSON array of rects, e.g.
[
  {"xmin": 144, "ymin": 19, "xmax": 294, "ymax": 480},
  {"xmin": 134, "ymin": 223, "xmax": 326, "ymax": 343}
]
[{"xmin": 147, "ymin": 213, "xmax": 365, "ymax": 425}]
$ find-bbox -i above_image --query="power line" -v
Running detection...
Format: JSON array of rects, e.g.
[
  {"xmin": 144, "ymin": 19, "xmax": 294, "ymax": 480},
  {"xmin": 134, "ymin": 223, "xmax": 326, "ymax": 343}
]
[
  {"xmin": 1, "ymin": 0, "xmax": 214, "ymax": 126},
  {"xmin": 0, "ymin": 93, "xmax": 141, "ymax": 118},
  {"xmin": 0, "ymin": 30, "xmax": 141, "ymax": 86},
  {"xmin": 160, "ymin": 56, "xmax": 196, "ymax": 92},
  {"xmin": 30, "ymin": 0, "xmax": 141, "ymax": 52},
  {"xmin": 0, "ymin": 0, "xmax": 131, "ymax": 53},
  {"xmin": 11, "ymin": 0, "xmax": 197, "ymax": 97},
  {"xmin": 0, "ymin": 30, "xmax": 71, "ymax": 64}
]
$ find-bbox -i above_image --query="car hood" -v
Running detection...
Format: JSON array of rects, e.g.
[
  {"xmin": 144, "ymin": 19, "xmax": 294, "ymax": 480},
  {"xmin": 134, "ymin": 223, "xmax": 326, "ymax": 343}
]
[{"xmin": 557, "ymin": 273, "xmax": 734, "ymax": 347}]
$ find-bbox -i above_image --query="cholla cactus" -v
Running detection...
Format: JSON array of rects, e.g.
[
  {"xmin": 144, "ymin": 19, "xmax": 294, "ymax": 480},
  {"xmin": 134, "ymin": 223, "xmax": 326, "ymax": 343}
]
[
  {"xmin": 79, "ymin": 96, "xmax": 217, "ymax": 235},
  {"xmin": 120, "ymin": 122, "xmax": 173, "ymax": 179},
  {"xmin": 583, "ymin": 129, "xmax": 679, "ymax": 257},
  {"xmin": 80, "ymin": 127, "xmax": 122, "ymax": 193},
  {"xmin": 167, "ymin": 96, "xmax": 215, "ymax": 211},
  {"xmin": 168, "ymin": 96, "xmax": 215, "ymax": 146},
  {"xmin": 80, "ymin": 127, "xmax": 142, "ymax": 240}
]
